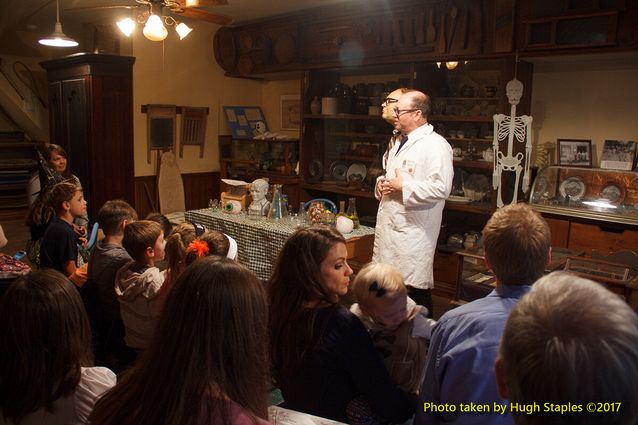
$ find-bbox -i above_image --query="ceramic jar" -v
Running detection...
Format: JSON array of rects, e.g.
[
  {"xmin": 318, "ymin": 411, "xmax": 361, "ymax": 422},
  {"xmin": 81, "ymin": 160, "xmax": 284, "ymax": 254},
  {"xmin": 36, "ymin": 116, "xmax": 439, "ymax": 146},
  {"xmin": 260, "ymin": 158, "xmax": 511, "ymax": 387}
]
[{"xmin": 310, "ymin": 96, "xmax": 321, "ymax": 114}]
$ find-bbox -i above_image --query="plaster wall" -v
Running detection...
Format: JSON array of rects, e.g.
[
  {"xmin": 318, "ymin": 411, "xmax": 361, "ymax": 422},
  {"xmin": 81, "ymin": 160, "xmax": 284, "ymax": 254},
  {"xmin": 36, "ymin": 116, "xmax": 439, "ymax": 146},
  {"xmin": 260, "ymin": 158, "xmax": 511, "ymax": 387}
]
[
  {"xmin": 131, "ymin": 21, "xmax": 262, "ymax": 176},
  {"xmin": 530, "ymin": 54, "xmax": 638, "ymax": 166}
]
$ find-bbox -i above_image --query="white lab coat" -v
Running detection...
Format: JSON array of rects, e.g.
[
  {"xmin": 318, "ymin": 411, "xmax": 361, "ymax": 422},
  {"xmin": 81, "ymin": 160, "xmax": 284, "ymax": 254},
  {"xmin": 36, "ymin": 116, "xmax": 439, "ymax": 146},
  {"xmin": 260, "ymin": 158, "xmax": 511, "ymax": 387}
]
[{"xmin": 373, "ymin": 123, "xmax": 453, "ymax": 289}]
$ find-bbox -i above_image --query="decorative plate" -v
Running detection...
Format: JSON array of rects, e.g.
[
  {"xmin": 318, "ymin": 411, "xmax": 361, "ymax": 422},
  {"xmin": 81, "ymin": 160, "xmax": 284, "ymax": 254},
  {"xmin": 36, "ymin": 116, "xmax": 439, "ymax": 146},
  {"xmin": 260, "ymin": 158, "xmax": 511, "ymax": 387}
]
[
  {"xmin": 329, "ymin": 161, "xmax": 348, "ymax": 182},
  {"xmin": 346, "ymin": 163, "xmax": 367, "ymax": 183},
  {"xmin": 559, "ymin": 176, "xmax": 586, "ymax": 201},
  {"xmin": 307, "ymin": 159, "xmax": 323, "ymax": 183},
  {"xmin": 599, "ymin": 181, "xmax": 625, "ymax": 204}
]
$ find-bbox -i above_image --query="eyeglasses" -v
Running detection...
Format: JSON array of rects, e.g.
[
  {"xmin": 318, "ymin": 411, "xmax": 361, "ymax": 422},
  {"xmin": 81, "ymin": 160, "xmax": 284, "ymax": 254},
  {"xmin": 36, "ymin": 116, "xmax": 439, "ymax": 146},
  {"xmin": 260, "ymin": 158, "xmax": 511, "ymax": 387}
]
[
  {"xmin": 382, "ymin": 97, "xmax": 398, "ymax": 106},
  {"xmin": 393, "ymin": 108, "xmax": 419, "ymax": 117}
]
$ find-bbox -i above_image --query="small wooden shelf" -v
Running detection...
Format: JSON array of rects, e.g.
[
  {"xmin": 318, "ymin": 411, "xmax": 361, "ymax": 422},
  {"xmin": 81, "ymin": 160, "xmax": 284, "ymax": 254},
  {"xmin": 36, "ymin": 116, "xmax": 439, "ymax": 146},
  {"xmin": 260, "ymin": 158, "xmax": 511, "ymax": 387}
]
[
  {"xmin": 436, "ymin": 97, "xmax": 499, "ymax": 102},
  {"xmin": 340, "ymin": 154, "xmax": 378, "ymax": 162},
  {"xmin": 230, "ymin": 137, "xmax": 299, "ymax": 143},
  {"xmin": 301, "ymin": 181, "xmax": 376, "ymax": 199},
  {"xmin": 0, "ymin": 142, "xmax": 39, "ymax": 148},
  {"xmin": 452, "ymin": 159, "xmax": 493, "ymax": 169},
  {"xmin": 220, "ymin": 158, "xmax": 259, "ymax": 165},
  {"xmin": 448, "ymin": 137, "xmax": 494, "ymax": 143},
  {"xmin": 330, "ymin": 131, "xmax": 387, "ymax": 140},
  {"xmin": 304, "ymin": 114, "xmax": 383, "ymax": 121},
  {"xmin": 444, "ymin": 201, "xmax": 493, "ymax": 214},
  {"xmin": 430, "ymin": 115, "xmax": 494, "ymax": 123}
]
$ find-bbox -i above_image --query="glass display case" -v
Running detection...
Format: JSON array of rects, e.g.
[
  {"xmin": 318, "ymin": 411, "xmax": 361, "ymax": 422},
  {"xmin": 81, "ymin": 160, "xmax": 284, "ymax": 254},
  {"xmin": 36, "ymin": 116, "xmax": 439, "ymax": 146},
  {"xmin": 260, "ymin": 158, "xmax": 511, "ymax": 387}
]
[{"xmin": 529, "ymin": 166, "xmax": 638, "ymax": 225}]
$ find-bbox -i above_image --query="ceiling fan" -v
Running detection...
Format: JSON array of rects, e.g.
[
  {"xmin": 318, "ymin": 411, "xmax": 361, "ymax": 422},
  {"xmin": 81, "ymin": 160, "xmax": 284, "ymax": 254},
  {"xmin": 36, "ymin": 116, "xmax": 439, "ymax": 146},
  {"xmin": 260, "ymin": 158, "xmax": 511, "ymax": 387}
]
[{"xmin": 66, "ymin": 0, "xmax": 233, "ymax": 39}]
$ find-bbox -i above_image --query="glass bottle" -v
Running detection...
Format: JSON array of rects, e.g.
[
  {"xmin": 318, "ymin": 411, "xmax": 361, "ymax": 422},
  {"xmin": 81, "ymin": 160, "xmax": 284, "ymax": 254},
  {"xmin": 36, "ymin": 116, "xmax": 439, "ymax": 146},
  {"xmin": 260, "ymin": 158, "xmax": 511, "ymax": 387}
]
[
  {"xmin": 268, "ymin": 184, "xmax": 285, "ymax": 220},
  {"xmin": 336, "ymin": 200, "xmax": 347, "ymax": 218},
  {"xmin": 346, "ymin": 197, "xmax": 360, "ymax": 228}
]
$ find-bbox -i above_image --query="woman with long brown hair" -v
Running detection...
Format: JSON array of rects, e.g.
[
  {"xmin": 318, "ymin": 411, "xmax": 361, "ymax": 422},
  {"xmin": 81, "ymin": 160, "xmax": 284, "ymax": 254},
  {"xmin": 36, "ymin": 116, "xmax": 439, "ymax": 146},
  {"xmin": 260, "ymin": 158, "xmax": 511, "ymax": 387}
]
[
  {"xmin": 90, "ymin": 257, "xmax": 270, "ymax": 425},
  {"xmin": 269, "ymin": 227, "xmax": 415, "ymax": 423},
  {"xmin": 0, "ymin": 270, "xmax": 116, "ymax": 425}
]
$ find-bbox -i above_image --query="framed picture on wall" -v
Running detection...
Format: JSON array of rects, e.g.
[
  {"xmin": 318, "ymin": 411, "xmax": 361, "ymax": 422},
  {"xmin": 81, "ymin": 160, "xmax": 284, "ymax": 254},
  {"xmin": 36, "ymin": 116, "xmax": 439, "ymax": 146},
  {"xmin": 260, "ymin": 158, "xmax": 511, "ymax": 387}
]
[
  {"xmin": 280, "ymin": 95, "xmax": 301, "ymax": 131},
  {"xmin": 557, "ymin": 139, "xmax": 592, "ymax": 167},
  {"xmin": 600, "ymin": 140, "xmax": 637, "ymax": 171}
]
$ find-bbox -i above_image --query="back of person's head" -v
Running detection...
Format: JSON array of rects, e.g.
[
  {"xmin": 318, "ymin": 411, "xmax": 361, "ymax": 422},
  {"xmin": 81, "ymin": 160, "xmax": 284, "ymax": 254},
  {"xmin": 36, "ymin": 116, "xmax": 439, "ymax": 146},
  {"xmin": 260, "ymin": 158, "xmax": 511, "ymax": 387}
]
[
  {"xmin": 184, "ymin": 230, "xmax": 231, "ymax": 265},
  {"xmin": 482, "ymin": 203, "xmax": 550, "ymax": 285},
  {"xmin": 352, "ymin": 262, "xmax": 406, "ymax": 306},
  {"xmin": 269, "ymin": 226, "xmax": 346, "ymax": 307},
  {"xmin": 497, "ymin": 271, "xmax": 638, "ymax": 425},
  {"xmin": 407, "ymin": 90, "xmax": 431, "ymax": 117},
  {"xmin": 98, "ymin": 200, "xmax": 138, "ymax": 236},
  {"xmin": 145, "ymin": 212, "xmax": 172, "ymax": 239},
  {"xmin": 89, "ymin": 257, "xmax": 269, "ymax": 425},
  {"xmin": 48, "ymin": 181, "xmax": 79, "ymax": 215},
  {"xmin": 165, "ymin": 222, "xmax": 197, "ymax": 274},
  {"xmin": 0, "ymin": 269, "xmax": 92, "ymax": 423},
  {"xmin": 122, "ymin": 220, "xmax": 162, "ymax": 262},
  {"xmin": 25, "ymin": 183, "xmax": 56, "ymax": 228}
]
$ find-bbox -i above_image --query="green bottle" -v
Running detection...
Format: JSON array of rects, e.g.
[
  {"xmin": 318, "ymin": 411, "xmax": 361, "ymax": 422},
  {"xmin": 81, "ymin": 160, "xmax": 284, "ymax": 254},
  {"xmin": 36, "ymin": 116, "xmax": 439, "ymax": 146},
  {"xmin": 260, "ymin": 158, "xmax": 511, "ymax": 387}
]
[{"xmin": 347, "ymin": 197, "xmax": 360, "ymax": 229}]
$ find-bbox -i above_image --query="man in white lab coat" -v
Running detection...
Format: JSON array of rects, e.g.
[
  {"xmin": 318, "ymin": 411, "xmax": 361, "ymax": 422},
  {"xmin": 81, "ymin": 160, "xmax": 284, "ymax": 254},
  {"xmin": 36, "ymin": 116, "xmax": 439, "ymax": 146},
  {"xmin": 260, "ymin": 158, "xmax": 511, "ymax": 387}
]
[{"xmin": 373, "ymin": 90, "xmax": 453, "ymax": 317}]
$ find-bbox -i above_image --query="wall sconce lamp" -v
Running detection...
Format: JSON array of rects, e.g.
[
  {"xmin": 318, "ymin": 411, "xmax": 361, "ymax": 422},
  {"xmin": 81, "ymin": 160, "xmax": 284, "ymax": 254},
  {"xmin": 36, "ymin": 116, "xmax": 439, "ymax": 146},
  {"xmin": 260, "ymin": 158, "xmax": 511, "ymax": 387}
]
[{"xmin": 38, "ymin": 0, "xmax": 79, "ymax": 47}]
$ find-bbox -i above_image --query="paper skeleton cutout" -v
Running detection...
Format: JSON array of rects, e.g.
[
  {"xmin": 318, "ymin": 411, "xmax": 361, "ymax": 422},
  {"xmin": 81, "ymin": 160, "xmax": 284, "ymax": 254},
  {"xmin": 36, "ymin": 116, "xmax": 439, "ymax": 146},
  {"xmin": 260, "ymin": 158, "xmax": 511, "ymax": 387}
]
[{"xmin": 492, "ymin": 78, "xmax": 533, "ymax": 207}]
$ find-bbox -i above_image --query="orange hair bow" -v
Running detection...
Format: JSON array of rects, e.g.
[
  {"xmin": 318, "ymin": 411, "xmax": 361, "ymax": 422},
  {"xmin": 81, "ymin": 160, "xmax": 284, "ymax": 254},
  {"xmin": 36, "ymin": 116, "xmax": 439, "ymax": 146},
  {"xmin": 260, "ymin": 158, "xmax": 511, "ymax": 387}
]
[{"xmin": 186, "ymin": 239, "xmax": 209, "ymax": 257}]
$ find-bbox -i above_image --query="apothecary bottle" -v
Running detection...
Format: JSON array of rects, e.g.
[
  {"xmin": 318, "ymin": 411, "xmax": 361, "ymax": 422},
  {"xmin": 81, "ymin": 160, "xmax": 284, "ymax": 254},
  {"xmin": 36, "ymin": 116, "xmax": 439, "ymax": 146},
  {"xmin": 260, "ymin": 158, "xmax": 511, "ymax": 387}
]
[{"xmin": 346, "ymin": 197, "xmax": 360, "ymax": 228}]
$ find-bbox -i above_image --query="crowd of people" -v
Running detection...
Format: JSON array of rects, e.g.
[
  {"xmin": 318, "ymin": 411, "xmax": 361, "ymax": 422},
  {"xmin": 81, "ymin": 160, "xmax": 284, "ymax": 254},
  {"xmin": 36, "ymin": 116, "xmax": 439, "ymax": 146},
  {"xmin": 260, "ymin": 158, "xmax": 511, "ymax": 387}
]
[{"xmin": 1, "ymin": 89, "xmax": 637, "ymax": 425}]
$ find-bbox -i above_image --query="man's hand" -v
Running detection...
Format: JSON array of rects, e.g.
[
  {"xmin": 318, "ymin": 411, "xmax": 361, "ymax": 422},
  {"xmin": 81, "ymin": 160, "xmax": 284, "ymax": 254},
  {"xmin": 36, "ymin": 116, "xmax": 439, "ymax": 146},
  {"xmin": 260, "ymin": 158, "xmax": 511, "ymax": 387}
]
[{"xmin": 380, "ymin": 168, "xmax": 404, "ymax": 196}]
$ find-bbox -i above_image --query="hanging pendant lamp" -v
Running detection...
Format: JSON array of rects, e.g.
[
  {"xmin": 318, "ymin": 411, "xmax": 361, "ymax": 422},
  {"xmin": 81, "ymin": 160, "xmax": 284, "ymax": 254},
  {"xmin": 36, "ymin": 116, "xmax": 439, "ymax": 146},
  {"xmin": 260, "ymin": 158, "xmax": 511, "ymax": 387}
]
[{"xmin": 39, "ymin": 0, "xmax": 79, "ymax": 47}]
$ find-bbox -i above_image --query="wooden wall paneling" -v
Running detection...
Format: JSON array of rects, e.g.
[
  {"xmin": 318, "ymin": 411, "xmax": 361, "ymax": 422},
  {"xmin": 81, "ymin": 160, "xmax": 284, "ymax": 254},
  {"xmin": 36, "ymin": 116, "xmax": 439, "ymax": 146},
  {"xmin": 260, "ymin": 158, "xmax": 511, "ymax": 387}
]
[
  {"xmin": 182, "ymin": 172, "xmax": 220, "ymax": 211},
  {"xmin": 134, "ymin": 175, "xmax": 157, "ymax": 219},
  {"xmin": 135, "ymin": 172, "xmax": 220, "ymax": 219}
]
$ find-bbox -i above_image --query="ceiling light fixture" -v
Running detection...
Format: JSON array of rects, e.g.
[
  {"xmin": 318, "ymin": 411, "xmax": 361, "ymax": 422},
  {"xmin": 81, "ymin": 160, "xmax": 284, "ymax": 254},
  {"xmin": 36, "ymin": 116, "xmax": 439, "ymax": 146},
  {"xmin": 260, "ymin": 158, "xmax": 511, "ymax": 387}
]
[
  {"xmin": 38, "ymin": 0, "xmax": 79, "ymax": 47},
  {"xmin": 117, "ymin": 2, "xmax": 193, "ymax": 42}
]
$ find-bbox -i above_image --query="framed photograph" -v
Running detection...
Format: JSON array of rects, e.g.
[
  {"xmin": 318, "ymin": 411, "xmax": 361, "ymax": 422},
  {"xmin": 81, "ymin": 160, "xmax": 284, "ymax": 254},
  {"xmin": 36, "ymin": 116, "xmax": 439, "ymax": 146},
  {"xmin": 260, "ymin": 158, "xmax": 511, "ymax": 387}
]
[
  {"xmin": 557, "ymin": 139, "xmax": 592, "ymax": 167},
  {"xmin": 280, "ymin": 95, "xmax": 301, "ymax": 131},
  {"xmin": 600, "ymin": 140, "xmax": 637, "ymax": 171}
]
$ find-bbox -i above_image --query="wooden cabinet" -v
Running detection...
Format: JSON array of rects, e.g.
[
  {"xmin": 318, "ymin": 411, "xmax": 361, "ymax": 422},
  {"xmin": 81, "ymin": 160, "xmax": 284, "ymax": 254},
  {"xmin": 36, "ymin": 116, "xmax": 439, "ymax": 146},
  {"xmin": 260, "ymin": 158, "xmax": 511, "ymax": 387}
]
[
  {"xmin": 40, "ymin": 54, "xmax": 135, "ymax": 220},
  {"xmin": 218, "ymin": 135, "xmax": 300, "ymax": 207},
  {"xmin": 568, "ymin": 222, "xmax": 638, "ymax": 255},
  {"xmin": 516, "ymin": 0, "xmax": 638, "ymax": 52}
]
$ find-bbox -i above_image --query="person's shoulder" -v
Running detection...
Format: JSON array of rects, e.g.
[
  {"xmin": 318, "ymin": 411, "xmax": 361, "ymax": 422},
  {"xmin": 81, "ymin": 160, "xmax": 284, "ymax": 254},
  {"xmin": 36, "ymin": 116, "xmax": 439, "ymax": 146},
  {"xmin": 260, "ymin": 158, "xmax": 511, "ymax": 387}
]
[
  {"xmin": 75, "ymin": 367, "xmax": 116, "ymax": 422},
  {"xmin": 43, "ymin": 217, "xmax": 73, "ymax": 237},
  {"xmin": 319, "ymin": 304, "xmax": 363, "ymax": 330},
  {"xmin": 220, "ymin": 400, "xmax": 271, "ymax": 425}
]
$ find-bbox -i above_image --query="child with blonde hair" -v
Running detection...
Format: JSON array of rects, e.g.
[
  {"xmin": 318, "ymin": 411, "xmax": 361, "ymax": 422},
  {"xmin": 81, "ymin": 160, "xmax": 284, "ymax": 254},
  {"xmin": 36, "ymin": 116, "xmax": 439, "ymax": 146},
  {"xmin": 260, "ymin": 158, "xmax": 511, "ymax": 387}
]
[{"xmin": 351, "ymin": 262, "xmax": 436, "ymax": 395}]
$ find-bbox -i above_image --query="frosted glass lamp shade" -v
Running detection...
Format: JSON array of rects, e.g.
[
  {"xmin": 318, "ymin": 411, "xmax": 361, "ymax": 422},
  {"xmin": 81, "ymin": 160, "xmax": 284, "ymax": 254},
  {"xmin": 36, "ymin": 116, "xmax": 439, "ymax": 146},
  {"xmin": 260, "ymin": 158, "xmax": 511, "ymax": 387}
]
[{"xmin": 117, "ymin": 18, "xmax": 136, "ymax": 37}]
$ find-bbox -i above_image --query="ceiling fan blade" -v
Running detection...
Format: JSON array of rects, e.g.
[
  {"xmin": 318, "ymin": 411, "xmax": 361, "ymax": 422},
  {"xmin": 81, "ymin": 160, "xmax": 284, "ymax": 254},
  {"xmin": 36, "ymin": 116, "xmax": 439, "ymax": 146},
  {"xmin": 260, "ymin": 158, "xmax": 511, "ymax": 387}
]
[
  {"xmin": 178, "ymin": 8, "xmax": 233, "ymax": 26},
  {"xmin": 176, "ymin": 0, "xmax": 229, "ymax": 7},
  {"xmin": 64, "ymin": 5, "xmax": 142, "ymax": 12}
]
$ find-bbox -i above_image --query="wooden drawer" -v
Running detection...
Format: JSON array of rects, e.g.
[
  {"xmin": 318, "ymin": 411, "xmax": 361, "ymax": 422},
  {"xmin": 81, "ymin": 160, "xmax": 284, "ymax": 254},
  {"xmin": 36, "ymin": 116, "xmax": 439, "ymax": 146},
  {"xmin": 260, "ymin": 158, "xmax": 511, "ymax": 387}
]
[
  {"xmin": 544, "ymin": 217, "xmax": 570, "ymax": 248},
  {"xmin": 434, "ymin": 251, "xmax": 460, "ymax": 297},
  {"xmin": 568, "ymin": 222, "xmax": 638, "ymax": 255}
]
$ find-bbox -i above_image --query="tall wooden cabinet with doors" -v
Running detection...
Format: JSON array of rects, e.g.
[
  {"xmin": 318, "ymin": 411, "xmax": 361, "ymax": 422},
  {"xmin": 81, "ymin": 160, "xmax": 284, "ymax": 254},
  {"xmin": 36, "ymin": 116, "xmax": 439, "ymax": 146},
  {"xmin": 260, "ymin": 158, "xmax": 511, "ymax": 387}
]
[
  {"xmin": 300, "ymin": 59, "xmax": 532, "ymax": 296},
  {"xmin": 40, "ymin": 53, "xmax": 135, "ymax": 221}
]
